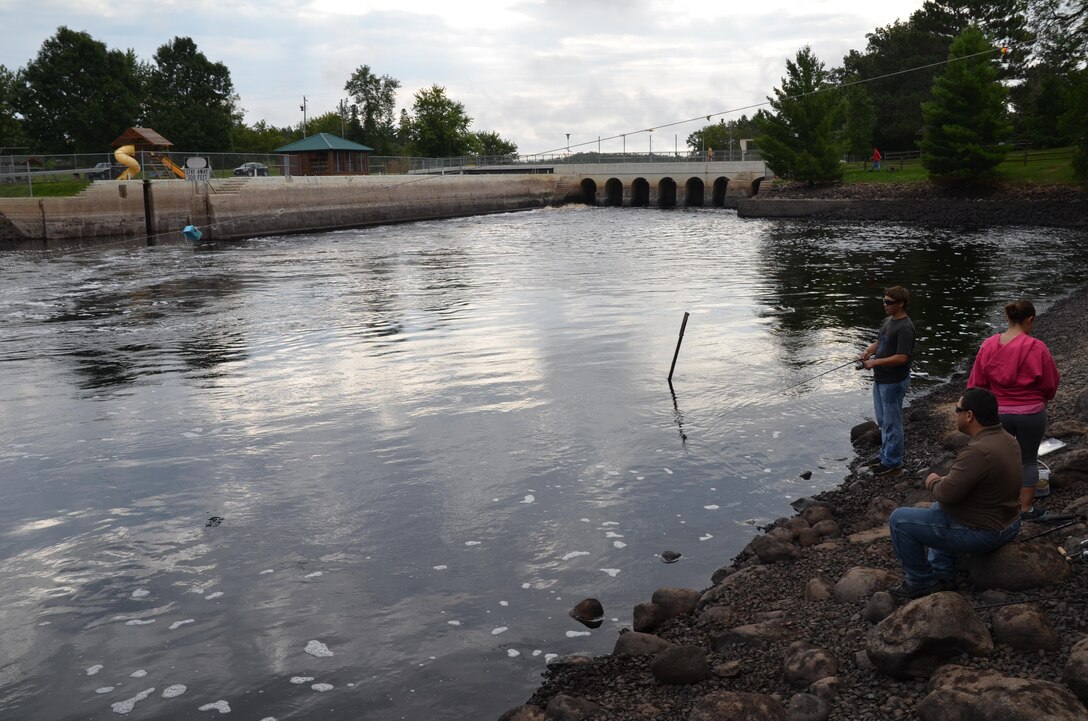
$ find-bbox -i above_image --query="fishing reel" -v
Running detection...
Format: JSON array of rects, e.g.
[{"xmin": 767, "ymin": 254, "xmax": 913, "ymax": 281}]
[{"xmin": 854, "ymin": 360, "xmax": 866, "ymax": 371}]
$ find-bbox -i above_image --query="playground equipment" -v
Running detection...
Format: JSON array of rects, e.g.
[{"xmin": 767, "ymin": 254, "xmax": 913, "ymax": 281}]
[
  {"xmin": 155, "ymin": 153, "xmax": 187, "ymax": 179},
  {"xmin": 114, "ymin": 145, "xmax": 140, "ymax": 180}
]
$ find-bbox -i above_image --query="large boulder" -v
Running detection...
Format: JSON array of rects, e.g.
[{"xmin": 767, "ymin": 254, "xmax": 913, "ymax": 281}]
[
  {"xmin": 992, "ymin": 603, "xmax": 1061, "ymax": 652},
  {"xmin": 545, "ymin": 694, "xmax": 601, "ymax": 721},
  {"xmin": 633, "ymin": 602, "xmax": 662, "ymax": 632},
  {"xmin": 833, "ymin": 567, "xmax": 898, "ymax": 603},
  {"xmin": 866, "ymin": 592, "xmax": 993, "ymax": 678},
  {"xmin": 787, "ymin": 693, "xmax": 830, "ymax": 721},
  {"xmin": 698, "ymin": 566, "xmax": 772, "ymax": 609},
  {"xmin": 650, "ymin": 644, "xmax": 709, "ymax": 685},
  {"xmin": 1051, "ymin": 448, "xmax": 1088, "ymax": 488},
  {"xmin": 1076, "ymin": 389, "xmax": 1088, "ymax": 423},
  {"xmin": 1063, "ymin": 636, "xmax": 1088, "ymax": 704},
  {"xmin": 920, "ymin": 665, "xmax": 1088, "ymax": 721},
  {"xmin": 782, "ymin": 641, "xmax": 838, "ymax": 688},
  {"xmin": 652, "ymin": 588, "xmax": 701, "ymax": 620},
  {"xmin": 710, "ymin": 619, "xmax": 793, "ymax": 650},
  {"xmin": 851, "ymin": 420, "xmax": 880, "ymax": 447},
  {"xmin": 613, "ymin": 630, "xmax": 675, "ymax": 656},
  {"xmin": 967, "ymin": 542, "xmax": 1071, "ymax": 590},
  {"xmin": 804, "ymin": 576, "xmax": 834, "ymax": 602},
  {"xmin": 498, "ymin": 704, "xmax": 544, "ymax": 721},
  {"xmin": 748, "ymin": 534, "xmax": 803, "ymax": 564},
  {"xmin": 688, "ymin": 691, "xmax": 788, "ymax": 721}
]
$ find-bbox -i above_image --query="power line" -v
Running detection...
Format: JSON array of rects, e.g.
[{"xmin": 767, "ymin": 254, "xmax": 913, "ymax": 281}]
[{"xmin": 528, "ymin": 46, "xmax": 1007, "ymax": 158}]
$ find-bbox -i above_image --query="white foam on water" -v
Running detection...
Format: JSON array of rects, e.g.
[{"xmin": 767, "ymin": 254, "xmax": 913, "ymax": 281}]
[
  {"xmin": 605, "ymin": 531, "xmax": 623, "ymax": 538},
  {"xmin": 763, "ymin": 468, "xmax": 772, "ymax": 473},
  {"xmin": 304, "ymin": 640, "xmax": 333, "ymax": 657},
  {"xmin": 600, "ymin": 522, "xmax": 619, "ymax": 526},
  {"xmin": 613, "ymin": 541, "xmax": 626, "ymax": 549},
  {"xmin": 599, "ymin": 569, "xmax": 621, "ymax": 577},
  {"xmin": 86, "ymin": 664, "xmax": 104, "ymax": 676},
  {"xmin": 204, "ymin": 592, "xmax": 224, "ymax": 600},
  {"xmin": 565, "ymin": 631, "xmax": 591, "ymax": 638},
  {"xmin": 312, "ymin": 683, "xmax": 334, "ymax": 692},
  {"xmin": 289, "ymin": 676, "xmax": 314, "ymax": 684},
  {"xmin": 499, "ymin": 601, "xmax": 509, "ymax": 607},
  {"xmin": 636, "ymin": 476, "xmax": 645, "ymax": 480},
  {"xmin": 447, "ymin": 620, "xmax": 461, "ymax": 626},
  {"xmin": 162, "ymin": 685, "xmax": 187, "ymax": 698},
  {"xmin": 532, "ymin": 650, "xmax": 542, "ymax": 657},
  {"xmin": 560, "ymin": 551, "xmax": 589, "ymax": 561},
  {"xmin": 433, "ymin": 565, "xmax": 448, "ymax": 570},
  {"xmin": 520, "ymin": 495, "xmax": 535, "ymax": 504},
  {"xmin": 131, "ymin": 589, "xmax": 150, "ymax": 598},
  {"xmin": 303, "ymin": 572, "xmax": 323, "ymax": 579},
  {"xmin": 465, "ymin": 541, "xmax": 481, "ymax": 546},
  {"xmin": 259, "ymin": 569, "xmax": 274, "ymax": 575},
  {"xmin": 544, "ymin": 654, "xmax": 558, "ymax": 662},
  {"xmin": 112, "ymin": 687, "xmax": 155, "ymax": 714},
  {"xmin": 131, "ymin": 670, "xmax": 147, "ymax": 678},
  {"xmin": 38, "ymin": 621, "xmax": 51, "ymax": 626},
  {"xmin": 521, "ymin": 582, "xmax": 530, "ymax": 589},
  {"xmin": 96, "ymin": 687, "xmax": 115, "ymax": 694},
  {"xmin": 169, "ymin": 619, "xmax": 195, "ymax": 630},
  {"xmin": 699, "ymin": 534, "xmax": 713, "ymax": 541},
  {"xmin": 704, "ymin": 505, "xmax": 720, "ymax": 510},
  {"xmin": 507, "ymin": 649, "xmax": 520, "ymax": 657},
  {"xmin": 260, "ymin": 718, "xmax": 277, "ymax": 721},
  {"xmin": 491, "ymin": 627, "xmax": 508, "ymax": 635},
  {"xmin": 125, "ymin": 618, "xmax": 156, "ymax": 626},
  {"xmin": 198, "ymin": 700, "xmax": 231, "ymax": 713},
  {"xmin": 663, "ymin": 468, "xmax": 673, "ymax": 475}
]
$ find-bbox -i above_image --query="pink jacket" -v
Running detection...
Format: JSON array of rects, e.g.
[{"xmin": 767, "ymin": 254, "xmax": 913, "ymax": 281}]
[{"xmin": 967, "ymin": 333, "xmax": 1060, "ymax": 411}]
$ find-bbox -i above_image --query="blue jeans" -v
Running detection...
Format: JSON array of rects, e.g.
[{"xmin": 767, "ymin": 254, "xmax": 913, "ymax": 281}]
[
  {"xmin": 873, "ymin": 377, "xmax": 910, "ymax": 467},
  {"xmin": 889, "ymin": 503, "xmax": 1020, "ymax": 586}
]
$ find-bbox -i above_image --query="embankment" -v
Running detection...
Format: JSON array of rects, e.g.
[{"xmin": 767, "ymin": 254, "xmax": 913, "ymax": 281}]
[
  {"xmin": 502, "ymin": 287, "xmax": 1088, "ymax": 721},
  {"xmin": 0, "ymin": 173, "xmax": 566, "ymax": 250}
]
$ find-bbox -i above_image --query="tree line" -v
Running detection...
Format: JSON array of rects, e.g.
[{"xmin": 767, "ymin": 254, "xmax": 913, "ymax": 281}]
[
  {"xmin": 693, "ymin": 0, "xmax": 1087, "ymax": 184},
  {"xmin": 0, "ymin": 27, "xmax": 518, "ymax": 159}
]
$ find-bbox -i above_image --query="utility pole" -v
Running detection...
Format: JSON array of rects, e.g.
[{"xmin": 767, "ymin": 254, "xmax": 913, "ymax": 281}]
[
  {"xmin": 338, "ymin": 99, "xmax": 347, "ymax": 137},
  {"xmin": 300, "ymin": 96, "xmax": 309, "ymax": 137}
]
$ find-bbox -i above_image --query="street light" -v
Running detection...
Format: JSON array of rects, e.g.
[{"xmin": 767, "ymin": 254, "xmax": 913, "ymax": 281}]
[
  {"xmin": 649, "ymin": 129, "xmax": 654, "ymax": 158},
  {"xmin": 565, "ymin": 133, "xmax": 570, "ymax": 156}
]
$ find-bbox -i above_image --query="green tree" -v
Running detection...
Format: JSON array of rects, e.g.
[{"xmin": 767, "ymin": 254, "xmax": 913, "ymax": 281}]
[
  {"xmin": 405, "ymin": 85, "xmax": 473, "ymax": 157},
  {"xmin": 756, "ymin": 46, "xmax": 845, "ymax": 184},
  {"xmin": 307, "ymin": 110, "xmax": 346, "ymax": 137},
  {"xmin": 17, "ymin": 27, "xmax": 141, "ymax": 153},
  {"xmin": 470, "ymin": 130, "xmax": 517, "ymax": 157},
  {"xmin": 344, "ymin": 65, "xmax": 400, "ymax": 154},
  {"xmin": 1061, "ymin": 68, "xmax": 1088, "ymax": 184},
  {"xmin": 0, "ymin": 65, "xmax": 27, "ymax": 148},
  {"xmin": 920, "ymin": 26, "xmax": 1012, "ymax": 181},
  {"xmin": 686, "ymin": 115, "xmax": 760, "ymax": 158},
  {"xmin": 1009, "ymin": 63, "xmax": 1078, "ymax": 145},
  {"xmin": 1029, "ymin": 0, "xmax": 1087, "ymax": 67},
  {"xmin": 230, "ymin": 120, "xmax": 298, "ymax": 154},
  {"xmin": 143, "ymin": 37, "xmax": 236, "ymax": 151}
]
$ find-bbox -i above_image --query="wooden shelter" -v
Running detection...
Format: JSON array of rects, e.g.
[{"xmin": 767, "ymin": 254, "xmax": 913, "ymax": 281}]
[
  {"xmin": 110, "ymin": 127, "xmax": 173, "ymax": 151},
  {"xmin": 274, "ymin": 133, "xmax": 373, "ymax": 176}
]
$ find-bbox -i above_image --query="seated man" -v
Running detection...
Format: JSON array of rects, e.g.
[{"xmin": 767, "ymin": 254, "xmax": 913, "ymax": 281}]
[{"xmin": 888, "ymin": 387, "xmax": 1022, "ymax": 599}]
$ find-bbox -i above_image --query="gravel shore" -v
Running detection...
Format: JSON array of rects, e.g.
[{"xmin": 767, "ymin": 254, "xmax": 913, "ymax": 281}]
[{"xmin": 506, "ymin": 284, "xmax": 1088, "ymax": 721}]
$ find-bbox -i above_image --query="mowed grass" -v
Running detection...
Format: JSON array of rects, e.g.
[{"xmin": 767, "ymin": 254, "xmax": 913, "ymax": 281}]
[
  {"xmin": 841, "ymin": 146, "xmax": 1077, "ymax": 186},
  {"xmin": 0, "ymin": 177, "xmax": 92, "ymax": 198}
]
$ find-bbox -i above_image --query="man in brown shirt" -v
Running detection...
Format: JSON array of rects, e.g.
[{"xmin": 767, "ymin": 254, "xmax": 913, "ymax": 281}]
[{"xmin": 888, "ymin": 387, "xmax": 1022, "ymax": 599}]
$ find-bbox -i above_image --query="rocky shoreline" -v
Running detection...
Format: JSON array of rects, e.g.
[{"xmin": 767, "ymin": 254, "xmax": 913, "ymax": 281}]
[
  {"xmin": 500, "ymin": 285, "xmax": 1088, "ymax": 721},
  {"xmin": 739, "ymin": 181, "xmax": 1088, "ymax": 228}
]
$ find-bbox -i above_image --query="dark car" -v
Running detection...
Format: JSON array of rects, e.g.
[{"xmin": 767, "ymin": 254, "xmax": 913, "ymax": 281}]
[
  {"xmin": 88, "ymin": 162, "xmax": 123, "ymax": 180},
  {"xmin": 233, "ymin": 162, "xmax": 269, "ymax": 177}
]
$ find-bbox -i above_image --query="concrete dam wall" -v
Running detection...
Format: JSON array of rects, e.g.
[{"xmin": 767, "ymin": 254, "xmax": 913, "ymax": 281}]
[{"xmin": 0, "ymin": 174, "xmax": 567, "ymax": 249}]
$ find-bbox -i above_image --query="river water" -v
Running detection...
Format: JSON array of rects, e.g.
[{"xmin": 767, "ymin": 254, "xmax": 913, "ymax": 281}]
[{"xmin": 1, "ymin": 207, "xmax": 1086, "ymax": 720}]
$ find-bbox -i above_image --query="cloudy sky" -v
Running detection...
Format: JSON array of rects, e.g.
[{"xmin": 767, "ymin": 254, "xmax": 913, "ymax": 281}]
[{"xmin": 2, "ymin": 0, "xmax": 924, "ymax": 155}]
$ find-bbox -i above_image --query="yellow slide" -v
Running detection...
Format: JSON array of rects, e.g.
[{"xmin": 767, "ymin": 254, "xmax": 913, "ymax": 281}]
[
  {"xmin": 114, "ymin": 145, "xmax": 140, "ymax": 180},
  {"xmin": 157, "ymin": 153, "xmax": 188, "ymax": 179}
]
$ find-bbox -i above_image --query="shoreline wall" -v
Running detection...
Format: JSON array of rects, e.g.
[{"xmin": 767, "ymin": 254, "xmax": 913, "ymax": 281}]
[
  {"xmin": 0, "ymin": 174, "xmax": 568, "ymax": 249},
  {"xmin": 737, "ymin": 197, "xmax": 1088, "ymax": 228}
]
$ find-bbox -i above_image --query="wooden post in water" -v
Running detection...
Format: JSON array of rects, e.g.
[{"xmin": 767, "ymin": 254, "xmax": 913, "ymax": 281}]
[
  {"xmin": 142, "ymin": 179, "xmax": 155, "ymax": 246},
  {"xmin": 667, "ymin": 312, "xmax": 690, "ymax": 383}
]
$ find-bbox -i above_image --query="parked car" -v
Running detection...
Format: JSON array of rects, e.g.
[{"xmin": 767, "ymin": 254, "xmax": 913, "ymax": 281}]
[
  {"xmin": 88, "ymin": 162, "xmax": 123, "ymax": 180},
  {"xmin": 233, "ymin": 162, "xmax": 269, "ymax": 177}
]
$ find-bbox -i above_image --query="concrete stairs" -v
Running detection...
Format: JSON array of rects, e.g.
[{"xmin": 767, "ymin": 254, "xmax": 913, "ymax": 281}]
[{"xmin": 209, "ymin": 178, "xmax": 249, "ymax": 196}]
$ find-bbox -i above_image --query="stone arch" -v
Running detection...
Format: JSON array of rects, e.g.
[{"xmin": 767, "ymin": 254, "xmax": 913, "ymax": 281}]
[
  {"xmin": 750, "ymin": 177, "xmax": 765, "ymax": 196},
  {"xmin": 604, "ymin": 178, "xmax": 624, "ymax": 206},
  {"xmin": 631, "ymin": 177, "xmax": 650, "ymax": 207},
  {"xmin": 685, "ymin": 177, "xmax": 705, "ymax": 207},
  {"xmin": 658, "ymin": 177, "xmax": 677, "ymax": 207},
  {"xmin": 579, "ymin": 178, "xmax": 598, "ymax": 205},
  {"xmin": 712, "ymin": 177, "xmax": 730, "ymax": 207}
]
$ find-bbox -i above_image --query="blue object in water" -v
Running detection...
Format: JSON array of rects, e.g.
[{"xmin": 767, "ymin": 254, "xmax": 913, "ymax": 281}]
[{"xmin": 182, "ymin": 225, "xmax": 203, "ymax": 241}]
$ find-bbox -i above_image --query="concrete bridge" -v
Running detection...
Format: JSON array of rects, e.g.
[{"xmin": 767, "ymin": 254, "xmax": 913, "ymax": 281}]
[{"xmin": 415, "ymin": 160, "xmax": 771, "ymax": 207}]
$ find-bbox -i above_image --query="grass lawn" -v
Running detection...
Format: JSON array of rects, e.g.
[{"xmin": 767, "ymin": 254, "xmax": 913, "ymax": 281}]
[
  {"xmin": 0, "ymin": 177, "xmax": 92, "ymax": 198},
  {"xmin": 840, "ymin": 146, "xmax": 1078, "ymax": 186}
]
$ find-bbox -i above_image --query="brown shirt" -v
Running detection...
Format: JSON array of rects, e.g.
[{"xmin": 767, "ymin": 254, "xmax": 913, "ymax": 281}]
[{"xmin": 931, "ymin": 425, "xmax": 1021, "ymax": 530}]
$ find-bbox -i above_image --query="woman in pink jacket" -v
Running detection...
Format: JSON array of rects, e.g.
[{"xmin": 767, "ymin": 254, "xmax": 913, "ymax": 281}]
[{"xmin": 967, "ymin": 299, "xmax": 1060, "ymax": 520}]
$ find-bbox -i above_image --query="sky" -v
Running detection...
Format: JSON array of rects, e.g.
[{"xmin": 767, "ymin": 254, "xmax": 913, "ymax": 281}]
[{"xmin": 1, "ymin": 0, "xmax": 926, "ymax": 155}]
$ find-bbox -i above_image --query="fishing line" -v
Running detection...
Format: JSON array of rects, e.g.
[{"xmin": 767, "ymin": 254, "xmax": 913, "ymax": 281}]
[{"xmin": 745, "ymin": 358, "xmax": 862, "ymax": 406}]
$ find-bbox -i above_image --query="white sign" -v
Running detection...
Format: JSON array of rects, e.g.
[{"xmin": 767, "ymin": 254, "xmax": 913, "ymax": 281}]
[{"xmin": 187, "ymin": 168, "xmax": 212, "ymax": 182}]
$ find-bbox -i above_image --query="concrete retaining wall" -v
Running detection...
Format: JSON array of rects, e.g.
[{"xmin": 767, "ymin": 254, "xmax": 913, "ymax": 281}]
[
  {"xmin": 737, "ymin": 197, "xmax": 1088, "ymax": 227},
  {"xmin": 0, "ymin": 174, "xmax": 564, "ymax": 248}
]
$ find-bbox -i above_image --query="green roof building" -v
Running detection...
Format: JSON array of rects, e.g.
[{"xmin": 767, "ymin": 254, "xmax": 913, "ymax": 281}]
[{"xmin": 274, "ymin": 133, "xmax": 374, "ymax": 176}]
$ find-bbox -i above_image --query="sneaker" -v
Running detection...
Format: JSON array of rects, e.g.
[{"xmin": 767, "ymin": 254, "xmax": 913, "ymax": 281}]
[
  {"xmin": 873, "ymin": 463, "xmax": 902, "ymax": 476},
  {"xmin": 888, "ymin": 578, "xmax": 955, "ymax": 600},
  {"xmin": 865, "ymin": 454, "xmax": 882, "ymax": 468},
  {"xmin": 1020, "ymin": 506, "xmax": 1051, "ymax": 522}
]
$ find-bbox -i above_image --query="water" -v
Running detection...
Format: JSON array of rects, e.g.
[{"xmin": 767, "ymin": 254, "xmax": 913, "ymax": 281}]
[{"xmin": 1, "ymin": 207, "xmax": 1085, "ymax": 720}]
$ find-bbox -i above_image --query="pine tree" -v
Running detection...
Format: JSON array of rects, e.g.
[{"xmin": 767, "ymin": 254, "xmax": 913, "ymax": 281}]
[{"xmin": 920, "ymin": 25, "xmax": 1011, "ymax": 181}]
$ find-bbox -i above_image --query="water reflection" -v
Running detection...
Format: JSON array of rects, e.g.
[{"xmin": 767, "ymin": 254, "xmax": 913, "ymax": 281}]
[{"xmin": 0, "ymin": 209, "xmax": 1086, "ymax": 721}]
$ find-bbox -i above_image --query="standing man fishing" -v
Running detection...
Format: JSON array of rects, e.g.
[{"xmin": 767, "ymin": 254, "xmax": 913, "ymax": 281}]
[{"xmin": 858, "ymin": 286, "xmax": 916, "ymax": 475}]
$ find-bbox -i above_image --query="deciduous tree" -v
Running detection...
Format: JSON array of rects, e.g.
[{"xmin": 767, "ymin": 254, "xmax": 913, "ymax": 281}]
[
  {"xmin": 470, "ymin": 130, "xmax": 517, "ymax": 157},
  {"xmin": 344, "ymin": 65, "xmax": 400, "ymax": 154},
  {"xmin": 405, "ymin": 85, "xmax": 473, "ymax": 157},
  {"xmin": 757, "ymin": 46, "xmax": 845, "ymax": 184},
  {"xmin": 143, "ymin": 37, "xmax": 236, "ymax": 151},
  {"xmin": 0, "ymin": 65, "xmax": 27, "ymax": 149},
  {"xmin": 17, "ymin": 27, "xmax": 141, "ymax": 153},
  {"xmin": 920, "ymin": 25, "xmax": 1011, "ymax": 180}
]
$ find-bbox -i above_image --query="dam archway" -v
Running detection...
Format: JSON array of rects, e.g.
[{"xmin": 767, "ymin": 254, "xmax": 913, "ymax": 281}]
[
  {"xmin": 658, "ymin": 178, "xmax": 677, "ymax": 207},
  {"xmin": 685, "ymin": 178, "xmax": 704, "ymax": 207},
  {"xmin": 579, "ymin": 178, "xmax": 597, "ymax": 205},
  {"xmin": 605, "ymin": 178, "xmax": 623, "ymax": 206},
  {"xmin": 631, "ymin": 178, "xmax": 650, "ymax": 207},
  {"xmin": 712, "ymin": 177, "xmax": 730, "ymax": 206}
]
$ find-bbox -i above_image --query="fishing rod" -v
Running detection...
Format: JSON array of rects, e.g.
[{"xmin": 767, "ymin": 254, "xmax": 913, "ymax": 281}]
[{"xmin": 746, "ymin": 358, "xmax": 862, "ymax": 405}]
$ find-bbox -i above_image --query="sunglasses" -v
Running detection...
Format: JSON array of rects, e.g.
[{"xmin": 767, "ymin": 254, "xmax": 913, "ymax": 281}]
[{"xmin": 882, "ymin": 299, "xmax": 901, "ymax": 306}]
